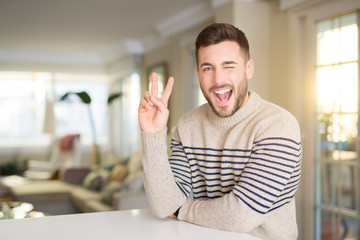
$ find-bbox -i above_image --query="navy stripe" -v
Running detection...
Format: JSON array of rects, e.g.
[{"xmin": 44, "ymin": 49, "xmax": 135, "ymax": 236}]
[
  {"xmin": 194, "ymin": 195, "xmax": 222, "ymax": 200},
  {"xmin": 188, "ymin": 158, "xmax": 248, "ymax": 164},
  {"xmin": 190, "ymin": 164, "xmax": 244, "ymax": 171},
  {"xmin": 254, "ymin": 137, "xmax": 301, "ymax": 146},
  {"xmin": 169, "ymin": 158, "xmax": 189, "ymax": 165},
  {"xmin": 235, "ymin": 185, "xmax": 273, "ymax": 204},
  {"xmin": 170, "ymin": 154, "xmax": 187, "ymax": 159},
  {"xmin": 170, "ymin": 166, "xmax": 190, "ymax": 175},
  {"xmin": 193, "ymin": 189, "xmax": 232, "ymax": 195},
  {"xmin": 170, "ymin": 162, "xmax": 190, "ymax": 170},
  {"xmin": 241, "ymin": 171, "xmax": 285, "ymax": 186},
  {"xmin": 191, "ymin": 168, "xmax": 242, "ymax": 176},
  {"xmin": 237, "ymin": 191, "xmax": 270, "ymax": 210},
  {"xmin": 279, "ymin": 185, "xmax": 298, "ymax": 197},
  {"xmin": 240, "ymin": 176, "xmax": 283, "ymax": 192},
  {"xmin": 171, "ymin": 150, "xmax": 187, "ymax": 155},
  {"xmin": 171, "ymin": 169, "xmax": 191, "ymax": 181},
  {"xmin": 269, "ymin": 200, "xmax": 291, "ymax": 213},
  {"xmin": 247, "ymin": 161, "xmax": 293, "ymax": 175},
  {"xmin": 245, "ymin": 166, "xmax": 289, "ymax": 180},
  {"xmin": 271, "ymin": 191, "xmax": 297, "ymax": 208},
  {"xmin": 252, "ymin": 148, "xmax": 302, "ymax": 158},
  {"xmin": 187, "ymin": 152, "xmax": 250, "ymax": 159},
  {"xmin": 175, "ymin": 181, "xmax": 189, "ymax": 196},
  {"xmin": 251, "ymin": 154, "xmax": 299, "ymax": 165},
  {"xmin": 184, "ymin": 146, "xmax": 252, "ymax": 153},
  {"xmin": 253, "ymin": 143, "xmax": 302, "ymax": 152},
  {"xmin": 174, "ymin": 175, "xmax": 192, "ymax": 188},
  {"xmin": 192, "ymin": 176, "xmax": 236, "ymax": 184},
  {"xmin": 192, "ymin": 183, "xmax": 235, "ymax": 190},
  {"xmin": 249, "ymin": 156, "xmax": 297, "ymax": 168},
  {"xmin": 237, "ymin": 180, "xmax": 278, "ymax": 198},
  {"xmin": 234, "ymin": 192, "xmax": 268, "ymax": 214}
]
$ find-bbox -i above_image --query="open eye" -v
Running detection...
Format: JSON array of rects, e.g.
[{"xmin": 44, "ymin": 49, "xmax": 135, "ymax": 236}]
[{"xmin": 203, "ymin": 66, "xmax": 213, "ymax": 72}]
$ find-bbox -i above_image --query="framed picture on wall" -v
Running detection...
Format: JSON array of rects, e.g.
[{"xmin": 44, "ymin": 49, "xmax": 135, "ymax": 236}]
[{"xmin": 147, "ymin": 62, "xmax": 168, "ymax": 97}]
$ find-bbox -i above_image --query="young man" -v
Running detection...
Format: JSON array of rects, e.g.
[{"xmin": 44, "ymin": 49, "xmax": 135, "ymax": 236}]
[{"xmin": 138, "ymin": 23, "xmax": 302, "ymax": 240}]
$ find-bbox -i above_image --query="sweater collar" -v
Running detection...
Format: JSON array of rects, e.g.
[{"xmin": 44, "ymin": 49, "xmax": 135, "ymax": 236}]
[{"xmin": 206, "ymin": 91, "xmax": 261, "ymax": 128}]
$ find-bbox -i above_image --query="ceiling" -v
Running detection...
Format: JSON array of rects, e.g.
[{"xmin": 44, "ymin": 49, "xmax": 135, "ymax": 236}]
[{"xmin": 0, "ymin": 0, "xmax": 219, "ymax": 66}]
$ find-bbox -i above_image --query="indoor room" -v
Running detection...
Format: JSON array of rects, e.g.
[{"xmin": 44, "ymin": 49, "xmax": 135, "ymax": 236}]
[{"xmin": 0, "ymin": 0, "xmax": 359, "ymax": 239}]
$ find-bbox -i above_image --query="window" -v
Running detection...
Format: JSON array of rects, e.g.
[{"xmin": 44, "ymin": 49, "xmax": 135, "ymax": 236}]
[
  {"xmin": 54, "ymin": 73, "xmax": 108, "ymax": 145},
  {"xmin": 0, "ymin": 72, "xmax": 52, "ymax": 145},
  {"xmin": 315, "ymin": 12, "xmax": 359, "ymax": 240},
  {"xmin": 112, "ymin": 73, "xmax": 140, "ymax": 157},
  {"xmin": 0, "ymin": 71, "xmax": 108, "ymax": 147}
]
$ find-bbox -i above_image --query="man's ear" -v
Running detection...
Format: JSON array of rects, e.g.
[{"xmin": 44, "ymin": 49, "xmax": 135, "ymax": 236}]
[
  {"xmin": 196, "ymin": 66, "xmax": 199, "ymax": 74},
  {"xmin": 246, "ymin": 59, "xmax": 254, "ymax": 80}
]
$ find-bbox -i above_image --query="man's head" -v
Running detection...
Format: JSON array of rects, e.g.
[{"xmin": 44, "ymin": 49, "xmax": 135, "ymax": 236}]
[
  {"xmin": 195, "ymin": 23, "xmax": 250, "ymax": 66},
  {"xmin": 196, "ymin": 23, "xmax": 254, "ymax": 118}
]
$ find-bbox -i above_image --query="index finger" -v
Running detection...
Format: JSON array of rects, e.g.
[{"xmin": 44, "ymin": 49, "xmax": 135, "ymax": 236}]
[
  {"xmin": 161, "ymin": 76, "xmax": 174, "ymax": 103},
  {"xmin": 151, "ymin": 72, "xmax": 158, "ymax": 98}
]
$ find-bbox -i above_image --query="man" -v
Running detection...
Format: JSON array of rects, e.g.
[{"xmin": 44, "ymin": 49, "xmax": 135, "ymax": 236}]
[{"xmin": 138, "ymin": 23, "xmax": 302, "ymax": 240}]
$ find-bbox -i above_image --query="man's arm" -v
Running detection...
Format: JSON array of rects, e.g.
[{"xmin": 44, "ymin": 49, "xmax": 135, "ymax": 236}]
[
  {"xmin": 139, "ymin": 72, "xmax": 188, "ymax": 218},
  {"xmin": 141, "ymin": 129, "xmax": 190, "ymax": 218}
]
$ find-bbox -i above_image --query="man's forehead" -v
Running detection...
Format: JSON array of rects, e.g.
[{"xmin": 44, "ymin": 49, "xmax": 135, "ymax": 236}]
[{"xmin": 198, "ymin": 42, "xmax": 244, "ymax": 64}]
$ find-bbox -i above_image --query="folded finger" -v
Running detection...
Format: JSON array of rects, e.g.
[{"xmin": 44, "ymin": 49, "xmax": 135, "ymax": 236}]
[
  {"xmin": 144, "ymin": 91, "xmax": 153, "ymax": 105},
  {"xmin": 139, "ymin": 99, "xmax": 152, "ymax": 111}
]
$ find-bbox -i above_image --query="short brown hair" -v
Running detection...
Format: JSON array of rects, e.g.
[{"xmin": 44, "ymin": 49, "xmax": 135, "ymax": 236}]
[{"xmin": 195, "ymin": 23, "xmax": 250, "ymax": 65}]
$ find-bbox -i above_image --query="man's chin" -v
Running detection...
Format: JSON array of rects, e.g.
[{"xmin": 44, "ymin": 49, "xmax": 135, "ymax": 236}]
[{"xmin": 212, "ymin": 105, "xmax": 235, "ymax": 118}]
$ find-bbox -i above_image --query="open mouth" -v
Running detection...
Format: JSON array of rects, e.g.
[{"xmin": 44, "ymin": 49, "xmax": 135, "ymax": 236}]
[{"xmin": 213, "ymin": 88, "xmax": 232, "ymax": 104}]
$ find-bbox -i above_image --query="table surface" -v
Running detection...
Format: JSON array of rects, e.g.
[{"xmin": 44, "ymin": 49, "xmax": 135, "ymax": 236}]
[{"xmin": 0, "ymin": 208, "xmax": 260, "ymax": 240}]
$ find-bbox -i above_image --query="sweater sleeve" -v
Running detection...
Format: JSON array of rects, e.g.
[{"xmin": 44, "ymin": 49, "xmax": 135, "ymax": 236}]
[
  {"xmin": 177, "ymin": 112, "xmax": 302, "ymax": 233},
  {"xmin": 141, "ymin": 128, "xmax": 191, "ymax": 218}
]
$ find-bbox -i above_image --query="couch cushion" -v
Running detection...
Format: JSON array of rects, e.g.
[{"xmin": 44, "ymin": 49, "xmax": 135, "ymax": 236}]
[
  {"xmin": 70, "ymin": 186, "xmax": 101, "ymax": 212},
  {"xmin": 61, "ymin": 168, "xmax": 91, "ymax": 185},
  {"xmin": 110, "ymin": 165, "xmax": 128, "ymax": 182},
  {"xmin": 100, "ymin": 182, "xmax": 123, "ymax": 205},
  {"xmin": 82, "ymin": 171, "xmax": 102, "ymax": 191},
  {"xmin": 10, "ymin": 180, "xmax": 73, "ymax": 202}
]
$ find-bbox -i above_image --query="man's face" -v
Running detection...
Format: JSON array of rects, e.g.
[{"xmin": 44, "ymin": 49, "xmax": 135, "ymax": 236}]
[{"xmin": 197, "ymin": 40, "xmax": 254, "ymax": 118}]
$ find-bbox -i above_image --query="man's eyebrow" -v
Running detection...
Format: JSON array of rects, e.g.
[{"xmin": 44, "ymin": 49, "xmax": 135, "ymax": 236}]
[
  {"xmin": 200, "ymin": 62, "xmax": 212, "ymax": 68},
  {"xmin": 222, "ymin": 61, "xmax": 237, "ymax": 65}
]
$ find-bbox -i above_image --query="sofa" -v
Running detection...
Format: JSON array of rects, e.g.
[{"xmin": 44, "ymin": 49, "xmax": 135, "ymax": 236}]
[{"xmin": 2, "ymin": 156, "xmax": 150, "ymax": 215}]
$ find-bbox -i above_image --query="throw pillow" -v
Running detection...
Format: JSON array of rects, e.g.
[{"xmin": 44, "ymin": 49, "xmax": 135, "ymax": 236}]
[
  {"xmin": 110, "ymin": 164, "xmax": 128, "ymax": 182},
  {"xmin": 82, "ymin": 171, "xmax": 102, "ymax": 191},
  {"xmin": 100, "ymin": 182, "xmax": 123, "ymax": 205}
]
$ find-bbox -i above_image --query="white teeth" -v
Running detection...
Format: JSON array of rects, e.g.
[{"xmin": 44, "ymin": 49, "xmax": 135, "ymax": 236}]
[{"xmin": 215, "ymin": 89, "xmax": 230, "ymax": 94}]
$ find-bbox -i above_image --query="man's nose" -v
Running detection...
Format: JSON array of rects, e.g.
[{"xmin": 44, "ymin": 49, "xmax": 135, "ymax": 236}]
[{"xmin": 214, "ymin": 69, "xmax": 225, "ymax": 85}]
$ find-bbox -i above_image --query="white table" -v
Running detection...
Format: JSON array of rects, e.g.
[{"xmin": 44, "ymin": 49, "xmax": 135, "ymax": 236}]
[{"xmin": 0, "ymin": 208, "xmax": 260, "ymax": 240}]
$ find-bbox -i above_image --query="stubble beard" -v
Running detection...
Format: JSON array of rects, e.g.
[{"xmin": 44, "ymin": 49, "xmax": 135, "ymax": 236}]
[{"xmin": 201, "ymin": 80, "xmax": 248, "ymax": 118}]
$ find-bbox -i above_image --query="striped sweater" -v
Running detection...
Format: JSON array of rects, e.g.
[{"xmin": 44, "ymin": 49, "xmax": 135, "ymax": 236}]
[{"xmin": 141, "ymin": 91, "xmax": 302, "ymax": 240}]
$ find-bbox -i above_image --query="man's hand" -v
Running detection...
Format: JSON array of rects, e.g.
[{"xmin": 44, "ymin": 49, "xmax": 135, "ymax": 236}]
[
  {"xmin": 138, "ymin": 72, "xmax": 174, "ymax": 133},
  {"xmin": 168, "ymin": 214, "xmax": 177, "ymax": 220}
]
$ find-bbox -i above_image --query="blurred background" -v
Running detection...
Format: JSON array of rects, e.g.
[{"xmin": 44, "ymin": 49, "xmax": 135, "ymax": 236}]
[{"xmin": 0, "ymin": 0, "xmax": 359, "ymax": 239}]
